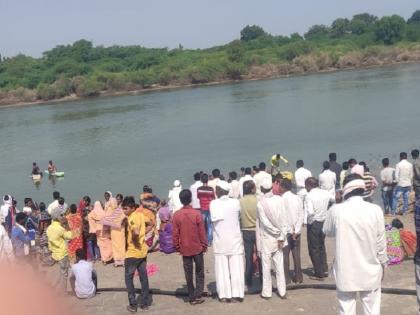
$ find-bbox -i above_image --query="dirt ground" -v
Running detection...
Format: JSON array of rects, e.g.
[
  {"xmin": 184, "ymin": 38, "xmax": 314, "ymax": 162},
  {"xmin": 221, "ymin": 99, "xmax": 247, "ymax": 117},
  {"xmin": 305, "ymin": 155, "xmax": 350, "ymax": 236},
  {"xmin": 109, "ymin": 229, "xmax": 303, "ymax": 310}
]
[{"xmin": 59, "ymin": 213, "xmax": 419, "ymax": 315}]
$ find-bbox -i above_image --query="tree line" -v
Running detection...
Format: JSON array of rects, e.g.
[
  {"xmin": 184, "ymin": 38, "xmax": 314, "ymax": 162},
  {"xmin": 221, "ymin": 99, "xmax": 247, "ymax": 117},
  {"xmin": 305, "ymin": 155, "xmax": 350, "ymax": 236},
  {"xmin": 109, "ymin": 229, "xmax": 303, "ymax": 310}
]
[{"xmin": 1, "ymin": 10, "xmax": 420, "ymax": 104}]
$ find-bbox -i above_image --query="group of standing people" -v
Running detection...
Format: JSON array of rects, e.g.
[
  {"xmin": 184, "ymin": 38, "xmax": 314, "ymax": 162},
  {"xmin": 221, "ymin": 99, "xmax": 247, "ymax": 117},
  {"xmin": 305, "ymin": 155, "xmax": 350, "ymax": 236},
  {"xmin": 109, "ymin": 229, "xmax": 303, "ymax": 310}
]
[{"xmin": 1, "ymin": 149, "xmax": 420, "ymax": 315}]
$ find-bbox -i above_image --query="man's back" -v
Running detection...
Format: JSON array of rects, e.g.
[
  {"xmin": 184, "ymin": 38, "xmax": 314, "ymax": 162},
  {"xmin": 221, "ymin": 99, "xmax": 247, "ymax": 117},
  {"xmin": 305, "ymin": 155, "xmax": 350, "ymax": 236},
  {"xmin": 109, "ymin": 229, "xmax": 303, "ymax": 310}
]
[
  {"xmin": 396, "ymin": 159, "xmax": 413, "ymax": 187},
  {"xmin": 210, "ymin": 197, "xmax": 243, "ymax": 255},
  {"xmin": 71, "ymin": 260, "xmax": 96, "ymax": 298},
  {"xmin": 239, "ymin": 194, "xmax": 258, "ymax": 230},
  {"xmin": 283, "ymin": 191, "xmax": 303, "ymax": 234},
  {"xmin": 323, "ymin": 196, "xmax": 387, "ymax": 291},
  {"xmin": 295, "ymin": 167, "xmax": 312, "ymax": 189},
  {"xmin": 319, "ymin": 170, "xmax": 336, "ymax": 192},
  {"xmin": 172, "ymin": 206, "xmax": 207, "ymax": 256},
  {"xmin": 197, "ymin": 186, "xmax": 215, "ymax": 210}
]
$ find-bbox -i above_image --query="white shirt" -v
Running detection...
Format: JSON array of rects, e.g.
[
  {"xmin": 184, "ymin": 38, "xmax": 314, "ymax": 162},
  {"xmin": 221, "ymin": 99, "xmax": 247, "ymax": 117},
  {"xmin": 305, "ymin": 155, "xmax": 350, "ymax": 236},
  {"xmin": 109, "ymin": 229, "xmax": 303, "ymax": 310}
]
[
  {"xmin": 380, "ymin": 167, "xmax": 395, "ymax": 191},
  {"xmin": 304, "ymin": 188, "xmax": 335, "ymax": 224},
  {"xmin": 47, "ymin": 200, "xmax": 59, "ymax": 215},
  {"xmin": 282, "ymin": 191, "xmax": 304, "ymax": 235},
  {"xmin": 190, "ymin": 181, "xmax": 202, "ymax": 209},
  {"xmin": 1, "ymin": 204, "xmax": 10, "ymax": 223},
  {"xmin": 210, "ymin": 196, "xmax": 244, "ymax": 255},
  {"xmin": 70, "ymin": 260, "xmax": 96, "ymax": 298},
  {"xmin": 319, "ymin": 169, "xmax": 337, "ymax": 196},
  {"xmin": 323, "ymin": 196, "xmax": 387, "ymax": 291},
  {"xmin": 168, "ymin": 187, "xmax": 183, "ymax": 213},
  {"xmin": 395, "ymin": 159, "xmax": 413, "ymax": 187},
  {"xmin": 229, "ymin": 180, "xmax": 241, "ymax": 199},
  {"xmin": 0, "ymin": 224, "xmax": 14, "ymax": 263},
  {"xmin": 257, "ymin": 193, "xmax": 288, "ymax": 254},
  {"xmin": 239, "ymin": 175, "xmax": 256, "ymax": 197},
  {"xmin": 208, "ymin": 178, "xmax": 220, "ymax": 194},
  {"xmin": 294, "ymin": 167, "xmax": 312, "ymax": 189},
  {"xmin": 254, "ymin": 170, "xmax": 272, "ymax": 196}
]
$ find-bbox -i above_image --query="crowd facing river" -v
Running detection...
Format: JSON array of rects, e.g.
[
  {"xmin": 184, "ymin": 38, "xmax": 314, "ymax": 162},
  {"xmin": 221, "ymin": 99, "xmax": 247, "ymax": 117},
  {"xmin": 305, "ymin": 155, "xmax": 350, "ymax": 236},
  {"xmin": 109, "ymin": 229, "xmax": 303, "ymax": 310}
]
[{"xmin": 1, "ymin": 150, "xmax": 420, "ymax": 315}]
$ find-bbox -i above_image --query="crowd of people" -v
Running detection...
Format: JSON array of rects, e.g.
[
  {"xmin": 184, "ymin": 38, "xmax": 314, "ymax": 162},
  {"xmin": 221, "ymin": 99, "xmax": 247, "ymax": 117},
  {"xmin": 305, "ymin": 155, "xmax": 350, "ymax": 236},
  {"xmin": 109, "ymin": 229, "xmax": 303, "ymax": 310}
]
[{"xmin": 1, "ymin": 150, "xmax": 420, "ymax": 315}]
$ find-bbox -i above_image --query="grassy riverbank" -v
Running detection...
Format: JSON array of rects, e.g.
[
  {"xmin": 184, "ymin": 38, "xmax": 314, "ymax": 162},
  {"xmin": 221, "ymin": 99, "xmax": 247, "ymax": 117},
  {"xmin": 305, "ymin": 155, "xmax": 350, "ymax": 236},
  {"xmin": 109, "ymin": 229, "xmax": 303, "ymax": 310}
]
[{"xmin": 1, "ymin": 11, "xmax": 420, "ymax": 106}]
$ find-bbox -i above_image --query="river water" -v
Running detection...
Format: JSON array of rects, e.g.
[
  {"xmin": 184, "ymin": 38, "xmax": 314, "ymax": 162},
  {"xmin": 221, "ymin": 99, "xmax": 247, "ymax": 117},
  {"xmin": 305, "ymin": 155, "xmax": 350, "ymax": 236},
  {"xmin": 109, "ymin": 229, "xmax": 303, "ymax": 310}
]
[{"xmin": 1, "ymin": 64, "xmax": 419, "ymax": 205}]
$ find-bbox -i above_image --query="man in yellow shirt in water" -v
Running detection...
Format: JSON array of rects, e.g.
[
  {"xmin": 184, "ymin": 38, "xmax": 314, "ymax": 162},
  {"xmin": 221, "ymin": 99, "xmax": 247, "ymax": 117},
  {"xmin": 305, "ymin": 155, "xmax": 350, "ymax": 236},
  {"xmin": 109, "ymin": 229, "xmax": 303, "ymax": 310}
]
[{"xmin": 271, "ymin": 154, "xmax": 288, "ymax": 173}]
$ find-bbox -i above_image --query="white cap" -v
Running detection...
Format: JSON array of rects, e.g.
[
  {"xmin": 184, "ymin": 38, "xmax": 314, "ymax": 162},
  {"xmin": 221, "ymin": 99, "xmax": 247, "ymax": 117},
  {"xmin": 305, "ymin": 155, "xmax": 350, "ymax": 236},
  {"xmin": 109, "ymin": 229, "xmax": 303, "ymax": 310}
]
[
  {"xmin": 261, "ymin": 177, "xmax": 273, "ymax": 190},
  {"xmin": 217, "ymin": 180, "xmax": 231, "ymax": 192},
  {"xmin": 173, "ymin": 180, "xmax": 181, "ymax": 187}
]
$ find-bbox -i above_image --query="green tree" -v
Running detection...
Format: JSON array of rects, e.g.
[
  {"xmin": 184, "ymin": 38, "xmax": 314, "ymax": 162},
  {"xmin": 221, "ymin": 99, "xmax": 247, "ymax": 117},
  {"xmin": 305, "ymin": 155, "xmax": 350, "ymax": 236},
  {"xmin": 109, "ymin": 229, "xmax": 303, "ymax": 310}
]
[
  {"xmin": 290, "ymin": 33, "xmax": 303, "ymax": 41},
  {"xmin": 304, "ymin": 25, "xmax": 330, "ymax": 40},
  {"xmin": 352, "ymin": 13, "xmax": 378, "ymax": 26},
  {"xmin": 408, "ymin": 10, "xmax": 420, "ymax": 24},
  {"xmin": 227, "ymin": 40, "xmax": 244, "ymax": 62},
  {"xmin": 350, "ymin": 19, "xmax": 368, "ymax": 35},
  {"xmin": 375, "ymin": 15, "xmax": 406, "ymax": 44},
  {"xmin": 331, "ymin": 18, "xmax": 350, "ymax": 37},
  {"xmin": 240, "ymin": 25, "xmax": 266, "ymax": 42}
]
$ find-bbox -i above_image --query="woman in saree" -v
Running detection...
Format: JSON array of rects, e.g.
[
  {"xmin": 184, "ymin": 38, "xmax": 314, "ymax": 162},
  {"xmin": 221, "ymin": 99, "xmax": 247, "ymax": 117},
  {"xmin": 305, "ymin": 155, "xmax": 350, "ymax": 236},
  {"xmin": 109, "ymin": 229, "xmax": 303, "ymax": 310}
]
[
  {"xmin": 66, "ymin": 204, "xmax": 83, "ymax": 263},
  {"xmin": 101, "ymin": 194, "xmax": 126, "ymax": 267},
  {"xmin": 88, "ymin": 201, "xmax": 113, "ymax": 264}
]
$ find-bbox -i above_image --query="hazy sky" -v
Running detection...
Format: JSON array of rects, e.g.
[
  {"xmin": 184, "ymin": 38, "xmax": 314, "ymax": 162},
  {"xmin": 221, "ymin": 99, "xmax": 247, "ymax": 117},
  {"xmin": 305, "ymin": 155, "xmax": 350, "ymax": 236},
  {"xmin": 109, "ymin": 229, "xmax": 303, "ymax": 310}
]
[{"xmin": 1, "ymin": 0, "xmax": 419, "ymax": 57}]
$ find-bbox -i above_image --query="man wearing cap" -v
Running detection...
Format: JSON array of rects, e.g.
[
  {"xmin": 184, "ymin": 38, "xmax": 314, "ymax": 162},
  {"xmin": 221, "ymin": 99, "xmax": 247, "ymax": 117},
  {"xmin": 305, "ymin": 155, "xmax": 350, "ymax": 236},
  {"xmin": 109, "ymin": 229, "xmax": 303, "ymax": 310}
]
[
  {"xmin": 210, "ymin": 180, "xmax": 245, "ymax": 302},
  {"xmin": 168, "ymin": 180, "xmax": 183, "ymax": 214},
  {"xmin": 257, "ymin": 177, "xmax": 288, "ymax": 299},
  {"xmin": 323, "ymin": 174, "xmax": 387, "ymax": 315},
  {"xmin": 254, "ymin": 162, "xmax": 272, "ymax": 196}
]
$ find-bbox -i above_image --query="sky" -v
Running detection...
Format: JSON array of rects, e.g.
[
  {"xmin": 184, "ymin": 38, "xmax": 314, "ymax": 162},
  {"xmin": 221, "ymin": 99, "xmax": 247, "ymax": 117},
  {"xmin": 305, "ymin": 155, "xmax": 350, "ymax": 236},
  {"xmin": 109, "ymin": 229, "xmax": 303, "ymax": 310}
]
[{"xmin": 0, "ymin": 0, "xmax": 419, "ymax": 57}]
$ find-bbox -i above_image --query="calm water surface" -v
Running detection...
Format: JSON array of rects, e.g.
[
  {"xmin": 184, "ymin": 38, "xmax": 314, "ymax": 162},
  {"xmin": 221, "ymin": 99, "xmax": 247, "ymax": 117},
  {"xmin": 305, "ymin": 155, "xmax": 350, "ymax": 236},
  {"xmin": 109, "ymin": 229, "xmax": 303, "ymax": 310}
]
[{"xmin": 1, "ymin": 64, "xmax": 419, "ymax": 204}]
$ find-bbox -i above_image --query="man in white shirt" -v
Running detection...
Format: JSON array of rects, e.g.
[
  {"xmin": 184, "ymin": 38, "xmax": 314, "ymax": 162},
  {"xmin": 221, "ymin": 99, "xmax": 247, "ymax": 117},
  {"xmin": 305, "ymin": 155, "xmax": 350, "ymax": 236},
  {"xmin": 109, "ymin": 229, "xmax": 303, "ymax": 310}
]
[
  {"xmin": 239, "ymin": 167, "xmax": 256, "ymax": 197},
  {"xmin": 0, "ymin": 223, "xmax": 14, "ymax": 263},
  {"xmin": 257, "ymin": 178, "xmax": 288, "ymax": 299},
  {"xmin": 392, "ymin": 152, "xmax": 413, "ymax": 216},
  {"xmin": 210, "ymin": 181, "xmax": 245, "ymax": 303},
  {"xmin": 47, "ymin": 191, "xmax": 61, "ymax": 215},
  {"xmin": 319, "ymin": 161, "xmax": 337, "ymax": 198},
  {"xmin": 190, "ymin": 173, "xmax": 202, "ymax": 209},
  {"xmin": 294, "ymin": 160, "xmax": 312, "ymax": 201},
  {"xmin": 380, "ymin": 158, "xmax": 395, "ymax": 215},
  {"xmin": 279, "ymin": 178, "xmax": 304, "ymax": 284},
  {"xmin": 168, "ymin": 180, "xmax": 183, "ymax": 213},
  {"xmin": 70, "ymin": 249, "xmax": 97, "ymax": 299},
  {"xmin": 228, "ymin": 171, "xmax": 241, "ymax": 199},
  {"xmin": 323, "ymin": 174, "xmax": 387, "ymax": 315},
  {"xmin": 208, "ymin": 169, "xmax": 221, "ymax": 193},
  {"xmin": 254, "ymin": 162, "xmax": 272, "ymax": 196},
  {"xmin": 304, "ymin": 177, "xmax": 335, "ymax": 281}
]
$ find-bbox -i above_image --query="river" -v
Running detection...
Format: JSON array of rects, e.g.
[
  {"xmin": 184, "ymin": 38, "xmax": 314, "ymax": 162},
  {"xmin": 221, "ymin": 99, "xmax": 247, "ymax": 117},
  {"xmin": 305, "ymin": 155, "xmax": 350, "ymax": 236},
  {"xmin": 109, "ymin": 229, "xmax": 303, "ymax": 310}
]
[{"xmin": 1, "ymin": 64, "xmax": 419, "ymax": 205}]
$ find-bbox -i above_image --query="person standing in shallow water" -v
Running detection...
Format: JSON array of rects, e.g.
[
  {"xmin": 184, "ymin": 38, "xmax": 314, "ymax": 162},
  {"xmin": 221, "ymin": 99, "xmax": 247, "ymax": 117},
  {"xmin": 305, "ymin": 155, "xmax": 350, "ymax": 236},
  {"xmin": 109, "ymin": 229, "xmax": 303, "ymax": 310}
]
[
  {"xmin": 122, "ymin": 196, "xmax": 150, "ymax": 313},
  {"xmin": 173, "ymin": 189, "xmax": 207, "ymax": 305}
]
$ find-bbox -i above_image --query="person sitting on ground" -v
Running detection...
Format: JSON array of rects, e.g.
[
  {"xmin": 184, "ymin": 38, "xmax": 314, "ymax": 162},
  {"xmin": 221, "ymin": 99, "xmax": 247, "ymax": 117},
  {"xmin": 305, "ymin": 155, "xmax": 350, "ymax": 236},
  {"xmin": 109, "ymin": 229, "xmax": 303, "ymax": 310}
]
[
  {"xmin": 391, "ymin": 218, "xmax": 416, "ymax": 258},
  {"xmin": 70, "ymin": 248, "xmax": 97, "ymax": 299},
  {"xmin": 158, "ymin": 201, "xmax": 175, "ymax": 254},
  {"xmin": 48, "ymin": 160, "xmax": 57, "ymax": 174}
]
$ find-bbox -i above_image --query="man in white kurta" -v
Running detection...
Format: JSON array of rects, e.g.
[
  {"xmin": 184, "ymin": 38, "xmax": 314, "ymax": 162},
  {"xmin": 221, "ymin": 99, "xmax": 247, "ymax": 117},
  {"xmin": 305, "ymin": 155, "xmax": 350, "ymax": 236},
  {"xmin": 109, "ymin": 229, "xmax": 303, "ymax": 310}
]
[
  {"xmin": 294, "ymin": 160, "xmax": 312, "ymax": 201},
  {"xmin": 254, "ymin": 162, "xmax": 272, "ymax": 196},
  {"xmin": 257, "ymin": 178, "xmax": 288, "ymax": 299},
  {"xmin": 319, "ymin": 161, "xmax": 337, "ymax": 198},
  {"xmin": 210, "ymin": 181, "xmax": 245, "ymax": 302},
  {"xmin": 323, "ymin": 175, "xmax": 387, "ymax": 315}
]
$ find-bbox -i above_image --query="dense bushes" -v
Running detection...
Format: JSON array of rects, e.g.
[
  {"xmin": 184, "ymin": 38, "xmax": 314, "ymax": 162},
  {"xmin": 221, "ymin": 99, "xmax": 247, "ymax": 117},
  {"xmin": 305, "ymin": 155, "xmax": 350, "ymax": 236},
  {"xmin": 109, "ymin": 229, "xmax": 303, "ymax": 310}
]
[{"xmin": 1, "ymin": 10, "xmax": 420, "ymax": 104}]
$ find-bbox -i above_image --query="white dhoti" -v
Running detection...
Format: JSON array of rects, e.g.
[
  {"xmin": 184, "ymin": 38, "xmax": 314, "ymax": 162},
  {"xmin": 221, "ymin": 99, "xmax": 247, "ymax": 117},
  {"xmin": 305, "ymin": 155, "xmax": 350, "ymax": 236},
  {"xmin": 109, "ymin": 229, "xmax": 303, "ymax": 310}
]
[
  {"xmin": 337, "ymin": 288, "xmax": 381, "ymax": 315},
  {"xmin": 214, "ymin": 254, "xmax": 244, "ymax": 299},
  {"xmin": 261, "ymin": 249, "xmax": 286, "ymax": 298}
]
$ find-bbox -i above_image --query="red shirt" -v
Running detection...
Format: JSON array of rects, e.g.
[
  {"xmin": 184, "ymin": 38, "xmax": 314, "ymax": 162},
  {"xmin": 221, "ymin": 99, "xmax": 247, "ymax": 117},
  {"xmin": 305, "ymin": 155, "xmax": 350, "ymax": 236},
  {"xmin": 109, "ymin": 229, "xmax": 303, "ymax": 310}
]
[
  {"xmin": 172, "ymin": 206, "xmax": 207, "ymax": 256},
  {"xmin": 197, "ymin": 185, "xmax": 215, "ymax": 211}
]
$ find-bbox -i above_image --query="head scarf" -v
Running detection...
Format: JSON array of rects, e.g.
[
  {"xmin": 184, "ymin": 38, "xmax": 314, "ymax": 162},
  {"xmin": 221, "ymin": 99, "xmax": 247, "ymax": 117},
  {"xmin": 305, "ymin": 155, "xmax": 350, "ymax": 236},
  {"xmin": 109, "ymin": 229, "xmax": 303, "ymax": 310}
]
[
  {"xmin": 159, "ymin": 205, "xmax": 171, "ymax": 222},
  {"xmin": 342, "ymin": 179, "xmax": 366, "ymax": 199}
]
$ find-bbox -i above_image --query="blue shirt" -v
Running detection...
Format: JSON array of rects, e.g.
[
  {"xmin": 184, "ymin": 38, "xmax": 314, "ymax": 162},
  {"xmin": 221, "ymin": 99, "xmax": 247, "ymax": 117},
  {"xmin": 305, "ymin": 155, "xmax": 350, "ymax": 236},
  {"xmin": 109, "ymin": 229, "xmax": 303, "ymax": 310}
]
[{"xmin": 11, "ymin": 225, "xmax": 30, "ymax": 257}]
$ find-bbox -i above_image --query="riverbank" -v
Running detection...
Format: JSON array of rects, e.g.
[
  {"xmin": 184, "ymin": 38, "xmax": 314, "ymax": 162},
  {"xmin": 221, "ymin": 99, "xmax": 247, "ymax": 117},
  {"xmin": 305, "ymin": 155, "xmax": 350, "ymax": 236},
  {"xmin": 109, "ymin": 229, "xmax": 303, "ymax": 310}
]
[{"xmin": 1, "ymin": 45, "xmax": 420, "ymax": 109}]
